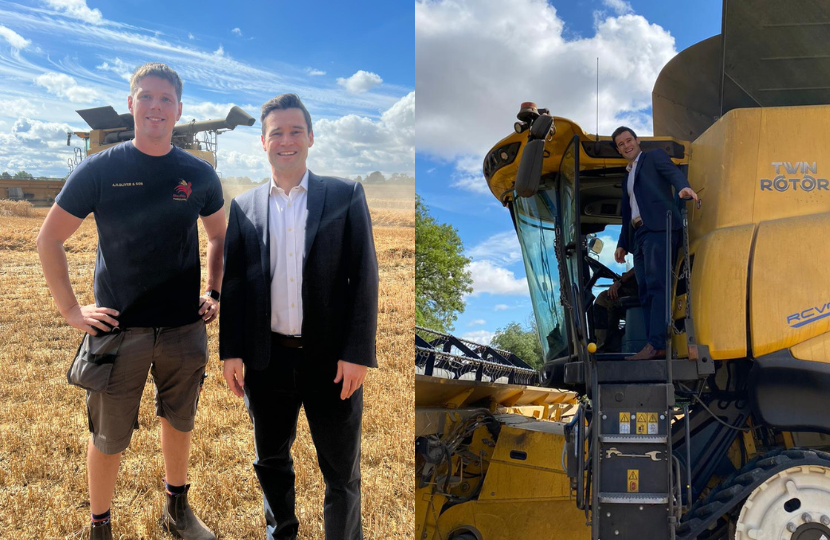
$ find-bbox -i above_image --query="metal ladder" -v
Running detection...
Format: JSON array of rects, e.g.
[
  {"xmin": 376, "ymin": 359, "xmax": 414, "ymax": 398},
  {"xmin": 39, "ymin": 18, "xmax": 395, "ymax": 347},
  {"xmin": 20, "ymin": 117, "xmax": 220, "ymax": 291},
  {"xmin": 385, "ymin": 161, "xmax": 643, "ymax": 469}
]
[{"xmin": 584, "ymin": 209, "xmax": 704, "ymax": 540}]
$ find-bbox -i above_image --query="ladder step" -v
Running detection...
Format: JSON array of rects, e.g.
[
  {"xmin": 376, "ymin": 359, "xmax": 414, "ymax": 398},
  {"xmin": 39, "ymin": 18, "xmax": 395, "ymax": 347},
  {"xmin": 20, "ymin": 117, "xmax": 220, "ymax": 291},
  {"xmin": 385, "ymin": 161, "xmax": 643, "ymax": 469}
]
[
  {"xmin": 598, "ymin": 493, "xmax": 669, "ymax": 504},
  {"xmin": 600, "ymin": 435, "xmax": 668, "ymax": 444}
]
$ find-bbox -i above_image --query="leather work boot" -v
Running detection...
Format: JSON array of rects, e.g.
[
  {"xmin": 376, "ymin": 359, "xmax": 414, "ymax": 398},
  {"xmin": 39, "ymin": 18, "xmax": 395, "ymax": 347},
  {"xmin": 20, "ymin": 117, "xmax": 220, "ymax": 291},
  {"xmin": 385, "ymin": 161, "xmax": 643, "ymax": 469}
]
[
  {"xmin": 161, "ymin": 484, "xmax": 216, "ymax": 540},
  {"xmin": 90, "ymin": 521, "xmax": 113, "ymax": 540}
]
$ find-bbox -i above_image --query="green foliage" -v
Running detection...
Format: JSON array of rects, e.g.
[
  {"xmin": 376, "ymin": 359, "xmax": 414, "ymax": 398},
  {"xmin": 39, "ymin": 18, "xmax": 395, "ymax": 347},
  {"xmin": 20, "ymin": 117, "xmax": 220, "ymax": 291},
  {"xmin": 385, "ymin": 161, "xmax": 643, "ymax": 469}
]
[
  {"xmin": 491, "ymin": 318, "xmax": 544, "ymax": 369},
  {"xmin": 13, "ymin": 170, "xmax": 32, "ymax": 179},
  {"xmin": 365, "ymin": 171, "xmax": 386, "ymax": 184},
  {"xmin": 415, "ymin": 195, "xmax": 472, "ymax": 332},
  {"xmin": 1, "ymin": 172, "xmax": 11, "ymax": 179}
]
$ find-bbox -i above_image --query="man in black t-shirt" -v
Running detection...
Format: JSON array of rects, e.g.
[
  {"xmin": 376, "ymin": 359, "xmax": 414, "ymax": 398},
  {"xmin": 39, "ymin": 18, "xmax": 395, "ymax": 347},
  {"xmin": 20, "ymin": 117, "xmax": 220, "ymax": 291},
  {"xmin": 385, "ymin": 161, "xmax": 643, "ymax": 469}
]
[{"xmin": 37, "ymin": 63, "xmax": 222, "ymax": 540}]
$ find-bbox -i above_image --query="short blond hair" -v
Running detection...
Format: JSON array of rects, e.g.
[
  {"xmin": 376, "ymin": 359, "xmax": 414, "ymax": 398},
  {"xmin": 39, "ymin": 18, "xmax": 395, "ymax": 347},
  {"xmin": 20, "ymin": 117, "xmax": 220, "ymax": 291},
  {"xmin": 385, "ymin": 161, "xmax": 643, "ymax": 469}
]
[{"xmin": 129, "ymin": 63, "xmax": 183, "ymax": 102}]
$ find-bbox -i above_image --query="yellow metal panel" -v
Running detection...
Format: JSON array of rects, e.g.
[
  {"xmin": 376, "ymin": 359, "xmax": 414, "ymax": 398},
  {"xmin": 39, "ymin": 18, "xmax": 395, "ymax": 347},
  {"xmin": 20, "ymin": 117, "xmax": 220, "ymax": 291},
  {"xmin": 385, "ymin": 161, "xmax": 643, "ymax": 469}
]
[
  {"xmin": 751, "ymin": 214, "xmax": 830, "ymax": 356},
  {"xmin": 791, "ymin": 330, "xmax": 830, "ymax": 364},
  {"xmin": 688, "ymin": 107, "xmax": 761, "ymax": 237},
  {"xmin": 752, "ymin": 107, "xmax": 830, "ymax": 224},
  {"xmin": 415, "ymin": 486, "xmax": 447, "ymax": 540},
  {"xmin": 688, "ymin": 225, "xmax": 755, "ymax": 359},
  {"xmin": 479, "ymin": 425, "xmax": 571, "ymax": 500},
  {"xmin": 437, "ymin": 499, "xmax": 589, "ymax": 540}
]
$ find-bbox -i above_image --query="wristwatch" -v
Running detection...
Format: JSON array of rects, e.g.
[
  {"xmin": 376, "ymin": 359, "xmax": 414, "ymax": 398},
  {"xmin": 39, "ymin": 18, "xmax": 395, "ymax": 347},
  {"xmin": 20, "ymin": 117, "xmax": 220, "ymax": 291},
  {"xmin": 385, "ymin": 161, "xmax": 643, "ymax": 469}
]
[{"xmin": 204, "ymin": 289, "xmax": 221, "ymax": 302}]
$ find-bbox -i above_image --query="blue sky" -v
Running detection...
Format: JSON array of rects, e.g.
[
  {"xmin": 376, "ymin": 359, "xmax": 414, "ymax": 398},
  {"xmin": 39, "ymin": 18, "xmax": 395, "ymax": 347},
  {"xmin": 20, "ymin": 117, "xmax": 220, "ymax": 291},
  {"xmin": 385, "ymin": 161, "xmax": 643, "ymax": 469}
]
[
  {"xmin": 0, "ymin": 0, "xmax": 413, "ymax": 180},
  {"xmin": 416, "ymin": 0, "xmax": 722, "ymax": 344}
]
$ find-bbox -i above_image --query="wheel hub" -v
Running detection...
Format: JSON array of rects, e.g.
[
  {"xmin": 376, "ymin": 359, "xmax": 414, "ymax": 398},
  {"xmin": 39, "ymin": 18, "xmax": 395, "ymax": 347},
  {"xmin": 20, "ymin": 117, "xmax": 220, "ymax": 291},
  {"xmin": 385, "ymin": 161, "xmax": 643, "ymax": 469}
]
[
  {"xmin": 792, "ymin": 522, "xmax": 830, "ymax": 540},
  {"xmin": 735, "ymin": 465, "xmax": 830, "ymax": 540}
]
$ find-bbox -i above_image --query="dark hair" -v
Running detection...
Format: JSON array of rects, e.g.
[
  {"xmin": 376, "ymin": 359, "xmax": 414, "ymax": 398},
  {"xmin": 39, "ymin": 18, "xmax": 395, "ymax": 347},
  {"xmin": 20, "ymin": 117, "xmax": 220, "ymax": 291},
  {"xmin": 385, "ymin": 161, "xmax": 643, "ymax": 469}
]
[
  {"xmin": 260, "ymin": 93, "xmax": 312, "ymax": 136},
  {"xmin": 612, "ymin": 126, "xmax": 637, "ymax": 146},
  {"xmin": 130, "ymin": 63, "xmax": 183, "ymax": 102}
]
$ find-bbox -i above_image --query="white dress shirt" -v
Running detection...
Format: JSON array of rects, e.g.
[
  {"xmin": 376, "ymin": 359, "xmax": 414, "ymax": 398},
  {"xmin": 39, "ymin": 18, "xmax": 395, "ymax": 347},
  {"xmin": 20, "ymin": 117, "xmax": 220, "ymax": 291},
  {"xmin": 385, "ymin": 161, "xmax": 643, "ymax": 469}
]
[
  {"xmin": 269, "ymin": 170, "xmax": 309, "ymax": 335},
  {"xmin": 627, "ymin": 151, "xmax": 642, "ymax": 222}
]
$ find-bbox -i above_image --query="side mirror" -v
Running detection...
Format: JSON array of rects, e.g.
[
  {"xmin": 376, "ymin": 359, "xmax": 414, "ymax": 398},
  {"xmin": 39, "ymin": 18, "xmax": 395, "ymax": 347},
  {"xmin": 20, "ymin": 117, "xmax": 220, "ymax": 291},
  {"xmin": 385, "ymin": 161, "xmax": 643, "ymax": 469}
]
[
  {"xmin": 515, "ymin": 139, "xmax": 545, "ymax": 197},
  {"xmin": 515, "ymin": 113, "xmax": 555, "ymax": 198},
  {"xmin": 588, "ymin": 237, "xmax": 604, "ymax": 254}
]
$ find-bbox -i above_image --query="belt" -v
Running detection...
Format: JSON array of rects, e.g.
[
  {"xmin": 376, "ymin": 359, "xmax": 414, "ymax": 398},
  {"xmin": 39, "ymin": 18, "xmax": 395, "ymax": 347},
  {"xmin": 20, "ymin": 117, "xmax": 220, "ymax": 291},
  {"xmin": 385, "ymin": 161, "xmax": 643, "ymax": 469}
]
[
  {"xmin": 271, "ymin": 332, "xmax": 303, "ymax": 349},
  {"xmin": 632, "ymin": 216, "xmax": 644, "ymax": 229}
]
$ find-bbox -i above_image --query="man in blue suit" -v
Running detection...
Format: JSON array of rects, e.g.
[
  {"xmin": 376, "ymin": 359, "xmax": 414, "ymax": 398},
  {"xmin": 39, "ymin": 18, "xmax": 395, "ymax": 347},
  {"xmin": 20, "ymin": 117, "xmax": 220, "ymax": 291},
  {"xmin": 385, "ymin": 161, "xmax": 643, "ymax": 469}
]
[
  {"xmin": 219, "ymin": 94, "xmax": 378, "ymax": 539},
  {"xmin": 612, "ymin": 127, "xmax": 699, "ymax": 360}
]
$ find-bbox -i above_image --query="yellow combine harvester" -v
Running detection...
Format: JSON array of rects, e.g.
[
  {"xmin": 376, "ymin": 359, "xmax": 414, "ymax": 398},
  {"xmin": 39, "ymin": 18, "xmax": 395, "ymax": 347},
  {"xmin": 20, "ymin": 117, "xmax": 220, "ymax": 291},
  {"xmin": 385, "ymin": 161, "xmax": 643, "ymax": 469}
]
[
  {"xmin": 67, "ymin": 104, "xmax": 255, "ymax": 171},
  {"xmin": 417, "ymin": 1, "xmax": 830, "ymax": 539}
]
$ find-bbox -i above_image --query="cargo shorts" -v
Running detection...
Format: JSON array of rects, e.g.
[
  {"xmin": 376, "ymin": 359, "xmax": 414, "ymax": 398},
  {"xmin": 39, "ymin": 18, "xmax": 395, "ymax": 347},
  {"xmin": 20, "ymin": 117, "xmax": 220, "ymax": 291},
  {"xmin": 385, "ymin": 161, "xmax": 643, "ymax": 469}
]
[{"xmin": 86, "ymin": 319, "xmax": 208, "ymax": 455}]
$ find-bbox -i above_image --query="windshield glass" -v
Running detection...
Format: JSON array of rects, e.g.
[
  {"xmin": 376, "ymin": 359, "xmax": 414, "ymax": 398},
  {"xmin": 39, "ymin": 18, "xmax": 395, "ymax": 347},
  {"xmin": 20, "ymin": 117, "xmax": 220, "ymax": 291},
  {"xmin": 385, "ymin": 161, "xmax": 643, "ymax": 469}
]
[{"xmin": 513, "ymin": 192, "xmax": 569, "ymax": 362}]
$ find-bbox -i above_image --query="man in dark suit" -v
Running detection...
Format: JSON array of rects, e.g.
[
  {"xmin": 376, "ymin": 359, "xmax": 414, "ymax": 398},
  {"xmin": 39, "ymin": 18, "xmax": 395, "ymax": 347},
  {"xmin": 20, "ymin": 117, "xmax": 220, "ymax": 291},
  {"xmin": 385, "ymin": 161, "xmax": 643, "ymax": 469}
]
[
  {"xmin": 219, "ymin": 93, "xmax": 378, "ymax": 540},
  {"xmin": 612, "ymin": 126, "xmax": 699, "ymax": 360}
]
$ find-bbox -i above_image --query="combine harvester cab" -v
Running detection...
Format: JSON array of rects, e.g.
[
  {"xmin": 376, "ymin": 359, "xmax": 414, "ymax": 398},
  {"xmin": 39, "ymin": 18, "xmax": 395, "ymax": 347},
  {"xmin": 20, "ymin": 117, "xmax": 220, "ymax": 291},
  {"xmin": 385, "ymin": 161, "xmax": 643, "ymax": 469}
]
[{"xmin": 425, "ymin": 1, "xmax": 830, "ymax": 538}]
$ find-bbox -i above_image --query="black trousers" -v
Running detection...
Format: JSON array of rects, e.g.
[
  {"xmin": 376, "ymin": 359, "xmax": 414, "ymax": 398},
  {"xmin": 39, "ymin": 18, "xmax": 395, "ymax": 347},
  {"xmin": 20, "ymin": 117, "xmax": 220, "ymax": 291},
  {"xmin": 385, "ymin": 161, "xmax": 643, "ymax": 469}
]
[
  {"xmin": 244, "ymin": 340, "xmax": 363, "ymax": 540},
  {"xmin": 632, "ymin": 227, "xmax": 681, "ymax": 349}
]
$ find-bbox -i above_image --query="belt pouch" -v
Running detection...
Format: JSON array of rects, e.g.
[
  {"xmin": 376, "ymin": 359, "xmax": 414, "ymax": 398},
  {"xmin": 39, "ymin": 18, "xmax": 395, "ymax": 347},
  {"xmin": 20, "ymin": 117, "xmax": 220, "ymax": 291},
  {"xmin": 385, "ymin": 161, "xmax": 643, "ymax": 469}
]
[{"xmin": 66, "ymin": 331, "xmax": 125, "ymax": 392}]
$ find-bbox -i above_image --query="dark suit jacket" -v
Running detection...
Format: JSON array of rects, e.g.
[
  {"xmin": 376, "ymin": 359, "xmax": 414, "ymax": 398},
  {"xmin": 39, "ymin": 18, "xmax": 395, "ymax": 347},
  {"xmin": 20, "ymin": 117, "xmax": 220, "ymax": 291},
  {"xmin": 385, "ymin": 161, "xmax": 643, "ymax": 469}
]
[
  {"xmin": 617, "ymin": 149, "xmax": 690, "ymax": 253},
  {"xmin": 219, "ymin": 172, "xmax": 379, "ymax": 370}
]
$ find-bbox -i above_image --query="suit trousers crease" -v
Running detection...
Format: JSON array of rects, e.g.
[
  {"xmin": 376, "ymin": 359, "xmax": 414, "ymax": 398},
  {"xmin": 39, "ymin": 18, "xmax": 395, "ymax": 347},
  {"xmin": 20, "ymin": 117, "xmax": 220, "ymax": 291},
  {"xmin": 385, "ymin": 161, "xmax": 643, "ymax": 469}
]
[
  {"xmin": 632, "ymin": 227, "xmax": 681, "ymax": 350},
  {"xmin": 244, "ymin": 343, "xmax": 364, "ymax": 540}
]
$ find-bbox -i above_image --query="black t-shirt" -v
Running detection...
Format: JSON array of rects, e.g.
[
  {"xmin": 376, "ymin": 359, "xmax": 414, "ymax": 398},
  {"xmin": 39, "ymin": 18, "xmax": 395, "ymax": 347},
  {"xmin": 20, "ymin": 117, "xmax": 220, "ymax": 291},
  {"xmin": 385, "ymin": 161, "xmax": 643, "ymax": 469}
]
[{"xmin": 56, "ymin": 141, "xmax": 223, "ymax": 328}]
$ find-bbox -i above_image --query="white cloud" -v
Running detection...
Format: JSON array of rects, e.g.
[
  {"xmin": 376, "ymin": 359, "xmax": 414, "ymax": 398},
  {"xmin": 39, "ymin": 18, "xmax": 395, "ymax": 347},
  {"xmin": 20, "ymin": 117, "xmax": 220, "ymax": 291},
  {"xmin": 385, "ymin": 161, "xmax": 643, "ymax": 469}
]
[
  {"xmin": 0, "ymin": 117, "xmax": 78, "ymax": 173},
  {"xmin": 468, "ymin": 260, "xmax": 529, "ymax": 296},
  {"xmin": 96, "ymin": 57, "xmax": 133, "ymax": 81},
  {"xmin": 460, "ymin": 329, "xmax": 496, "ymax": 345},
  {"xmin": 467, "ymin": 319, "xmax": 487, "ymax": 327},
  {"xmin": 602, "ymin": 0, "xmax": 634, "ymax": 16},
  {"xmin": 0, "ymin": 118, "xmax": 75, "ymax": 168},
  {"xmin": 594, "ymin": 232, "xmax": 633, "ymax": 272},
  {"xmin": 43, "ymin": 0, "xmax": 103, "ymax": 24},
  {"xmin": 0, "ymin": 4, "xmax": 411, "ymax": 179},
  {"xmin": 222, "ymin": 149, "xmax": 265, "ymax": 171},
  {"xmin": 494, "ymin": 304, "xmax": 510, "ymax": 311},
  {"xmin": 337, "ymin": 70, "xmax": 383, "ymax": 93},
  {"xmin": 449, "ymin": 154, "xmax": 490, "ymax": 194},
  {"xmin": 232, "ymin": 27, "xmax": 242, "ymax": 36},
  {"xmin": 0, "ymin": 25, "xmax": 30, "ymax": 51},
  {"xmin": 34, "ymin": 72, "xmax": 102, "ymax": 103},
  {"xmin": 415, "ymin": 0, "xmax": 676, "ymax": 162},
  {"xmin": 311, "ymin": 91, "xmax": 414, "ymax": 177},
  {"xmin": 305, "ymin": 67, "xmax": 326, "ymax": 76},
  {"xmin": 467, "ymin": 230, "xmax": 522, "ymax": 266},
  {"xmin": 0, "ymin": 98, "xmax": 38, "ymax": 118},
  {"xmin": 182, "ymin": 101, "xmax": 254, "ymax": 121}
]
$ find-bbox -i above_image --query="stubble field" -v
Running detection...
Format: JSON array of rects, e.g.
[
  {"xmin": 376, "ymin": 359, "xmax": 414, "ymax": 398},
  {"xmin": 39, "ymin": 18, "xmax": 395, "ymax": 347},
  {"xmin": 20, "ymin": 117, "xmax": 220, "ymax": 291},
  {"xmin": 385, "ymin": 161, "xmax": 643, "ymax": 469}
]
[{"xmin": 0, "ymin": 184, "xmax": 414, "ymax": 539}]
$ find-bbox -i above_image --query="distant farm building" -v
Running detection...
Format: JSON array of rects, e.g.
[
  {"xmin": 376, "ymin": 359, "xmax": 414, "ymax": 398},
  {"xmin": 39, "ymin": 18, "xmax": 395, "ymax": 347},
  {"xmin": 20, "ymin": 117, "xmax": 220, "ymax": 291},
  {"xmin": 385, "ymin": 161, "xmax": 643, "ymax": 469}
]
[{"xmin": 0, "ymin": 178, "xmax": 65, "ymax": 207}]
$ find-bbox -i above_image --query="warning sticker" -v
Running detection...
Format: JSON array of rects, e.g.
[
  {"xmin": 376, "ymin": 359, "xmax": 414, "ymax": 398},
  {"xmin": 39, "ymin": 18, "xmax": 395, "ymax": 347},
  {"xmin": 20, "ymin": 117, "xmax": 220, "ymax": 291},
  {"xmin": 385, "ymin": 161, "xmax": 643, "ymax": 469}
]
[
  {"xmin": 648, "ymin": 412, "xmax": 659, "ymax": 435},
  {"xmin": 635, "ymin": 412, "xmax": 648, "ymax": 435},
  {"xmin": 627, "ymin": 469, "xmax": 639, "ymax": 493},
  {"xmin": 619, "ymin": 412, "xmax": 631, "ymax": 434}
]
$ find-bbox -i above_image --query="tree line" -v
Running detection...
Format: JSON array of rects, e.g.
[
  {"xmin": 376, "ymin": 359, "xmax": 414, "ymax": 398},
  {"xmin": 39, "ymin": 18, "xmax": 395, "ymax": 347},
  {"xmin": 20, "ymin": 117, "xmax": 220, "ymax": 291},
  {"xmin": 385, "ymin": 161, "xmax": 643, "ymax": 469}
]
[{"xmin": 415, "ymin": 195, "xmax": 543, "ymax": 368}]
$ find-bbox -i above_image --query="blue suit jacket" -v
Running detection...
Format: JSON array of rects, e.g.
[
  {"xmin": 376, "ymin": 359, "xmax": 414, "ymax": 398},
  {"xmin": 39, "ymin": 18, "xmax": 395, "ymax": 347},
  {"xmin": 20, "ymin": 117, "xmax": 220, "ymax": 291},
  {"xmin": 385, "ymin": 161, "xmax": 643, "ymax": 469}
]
[
  {"xmin": 219, "ymin": 172, "xmax": 379, "ymax": 370},
  {"xmin": 617, "ymin": 149, "xmax": 690, "ymax": 253}
]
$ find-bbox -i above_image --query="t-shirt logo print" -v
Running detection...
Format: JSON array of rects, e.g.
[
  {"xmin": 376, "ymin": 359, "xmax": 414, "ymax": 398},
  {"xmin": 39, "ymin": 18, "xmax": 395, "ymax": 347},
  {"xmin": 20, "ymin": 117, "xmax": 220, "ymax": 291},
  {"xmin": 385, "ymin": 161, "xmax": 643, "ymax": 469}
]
[{"xmin": 173, "ymin": 179, "xmax": 193, "ymax": 201}]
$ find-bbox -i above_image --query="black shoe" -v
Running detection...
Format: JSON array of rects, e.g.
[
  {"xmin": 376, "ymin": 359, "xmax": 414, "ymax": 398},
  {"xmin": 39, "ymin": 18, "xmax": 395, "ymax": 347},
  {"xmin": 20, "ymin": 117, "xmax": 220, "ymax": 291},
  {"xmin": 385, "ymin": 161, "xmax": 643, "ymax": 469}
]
[
  {"xmin": 90, "ymin": 521, "xmax": 113, "ymax": 540},
  {"xmin": 161, "ymin": 484, "xmax": 216, "ymax": 540}
]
